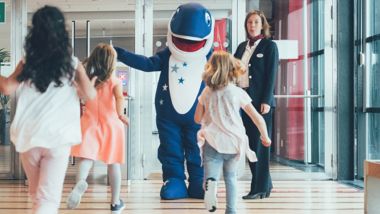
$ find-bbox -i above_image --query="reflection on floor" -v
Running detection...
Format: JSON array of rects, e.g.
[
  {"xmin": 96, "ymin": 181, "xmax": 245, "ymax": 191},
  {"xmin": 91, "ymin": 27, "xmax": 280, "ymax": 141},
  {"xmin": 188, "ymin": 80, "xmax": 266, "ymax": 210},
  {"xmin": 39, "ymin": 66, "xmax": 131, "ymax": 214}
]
[
  {"xmin": 241, "ymin": 161, "xmax": 330, "ymax": 181},
  {"xmin": 0, "ymin": 145, "xmax": 11, "ymax": 173},
  {"xmin": 133, "ymin": 161, "xmax": 330, "ymax": 181},
  {"xmin": 65, "ymin": 158, "xmax": 109, "ymax": 184}
]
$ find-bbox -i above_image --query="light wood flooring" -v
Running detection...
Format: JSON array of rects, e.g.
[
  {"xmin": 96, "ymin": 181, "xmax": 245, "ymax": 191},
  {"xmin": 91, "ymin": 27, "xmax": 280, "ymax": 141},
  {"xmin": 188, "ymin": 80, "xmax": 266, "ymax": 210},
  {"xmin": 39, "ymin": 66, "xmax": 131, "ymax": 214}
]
[{"xmin": 0, "ymin": 162, "xmax": 364, "ymax": 214}]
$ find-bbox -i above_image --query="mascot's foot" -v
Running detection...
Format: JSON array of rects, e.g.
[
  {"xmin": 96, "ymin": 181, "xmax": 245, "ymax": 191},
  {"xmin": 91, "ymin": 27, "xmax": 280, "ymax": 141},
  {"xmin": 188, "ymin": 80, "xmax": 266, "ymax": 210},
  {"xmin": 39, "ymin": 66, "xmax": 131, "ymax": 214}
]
[
  {"xmin": 188, "ymin": 179, "xmax": 204, "ymax": 199},
  {"xmin": 160, "ymin": 178, "xmax": 188, "ymax": 200}
]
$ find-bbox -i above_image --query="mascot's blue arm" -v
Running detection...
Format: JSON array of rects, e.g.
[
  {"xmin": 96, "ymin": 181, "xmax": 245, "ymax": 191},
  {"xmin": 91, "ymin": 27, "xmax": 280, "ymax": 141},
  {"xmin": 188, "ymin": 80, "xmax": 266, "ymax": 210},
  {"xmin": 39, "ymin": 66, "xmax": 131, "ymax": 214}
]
[{"xmin": 114, "ymin": 46, "xmax": 168, "ymax": 72}]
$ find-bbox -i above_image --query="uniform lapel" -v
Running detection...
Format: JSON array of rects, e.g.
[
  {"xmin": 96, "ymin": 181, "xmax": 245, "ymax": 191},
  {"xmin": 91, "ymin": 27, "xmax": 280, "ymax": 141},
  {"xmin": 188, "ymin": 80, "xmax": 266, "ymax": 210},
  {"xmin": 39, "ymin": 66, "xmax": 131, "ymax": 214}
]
[
  {"xmin": 250, "ymin": 39, "xmax": 266, "ymax": 65},
  {"xmin": 236, "ymin": 41, "xmax": 249, "ymax": 59}
]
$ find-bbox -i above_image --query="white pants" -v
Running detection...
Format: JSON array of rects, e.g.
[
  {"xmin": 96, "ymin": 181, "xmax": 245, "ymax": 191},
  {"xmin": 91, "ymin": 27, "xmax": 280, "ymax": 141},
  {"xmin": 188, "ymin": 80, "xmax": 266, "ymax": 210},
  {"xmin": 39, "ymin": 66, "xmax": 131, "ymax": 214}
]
[{"xmin": 21, "ymin": 146, "xmax": 70, "ymax": 214}]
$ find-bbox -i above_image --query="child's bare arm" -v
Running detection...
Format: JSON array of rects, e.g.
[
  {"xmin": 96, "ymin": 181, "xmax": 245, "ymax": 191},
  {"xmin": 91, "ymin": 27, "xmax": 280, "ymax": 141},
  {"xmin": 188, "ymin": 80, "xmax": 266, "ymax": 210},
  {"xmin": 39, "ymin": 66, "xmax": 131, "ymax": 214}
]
[
  {"xmin": 0, "ymin": 60, "xmax": 23, "ymax": 95},
  {"xmin": 194, "ymin": 88, "xmax": 207, "ymax": 124},
  {"xmin": 74, "ymin": 62, "xmax": 97, "ymax": 100},
  {"xmin": 113, "ymin": 81, "xmax": 129, "ymax": 126},
  {"xmin": 243, "ymin": 103, "xmax": 271, "ymax": 147},
  {"xmin": 194, "ymin": 101, "xmax": 204, "ymax": 124}
]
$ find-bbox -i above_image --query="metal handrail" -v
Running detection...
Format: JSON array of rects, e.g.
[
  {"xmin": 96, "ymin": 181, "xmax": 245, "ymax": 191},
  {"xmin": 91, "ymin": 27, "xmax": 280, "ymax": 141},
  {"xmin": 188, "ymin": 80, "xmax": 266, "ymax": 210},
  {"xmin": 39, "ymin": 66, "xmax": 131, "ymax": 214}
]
[{"xmin": 274, "ymin": 94, "xmax": 324, "ymax": 99}]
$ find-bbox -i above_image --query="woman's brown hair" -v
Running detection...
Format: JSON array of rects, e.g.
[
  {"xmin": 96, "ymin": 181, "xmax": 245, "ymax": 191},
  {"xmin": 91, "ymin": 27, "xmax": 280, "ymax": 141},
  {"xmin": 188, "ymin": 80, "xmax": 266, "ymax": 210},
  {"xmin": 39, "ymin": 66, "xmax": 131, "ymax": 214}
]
[
  {"xmin": 244, "ymin": 10, "xmax": 271, "ymax": 39},
  {"xmin": 203, "ymin": 51, "xmax": 245, "ymax": 90},
  {"xmin": 84, "ymin": 43, "xmax": 116, "ymax": 87}
]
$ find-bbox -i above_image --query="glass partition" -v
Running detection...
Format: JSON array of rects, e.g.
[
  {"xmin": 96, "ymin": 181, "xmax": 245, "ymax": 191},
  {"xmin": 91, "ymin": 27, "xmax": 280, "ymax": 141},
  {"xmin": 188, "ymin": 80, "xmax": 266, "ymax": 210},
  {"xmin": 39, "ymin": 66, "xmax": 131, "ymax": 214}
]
[
  {"xmin": 0, "ymin": 0, "xmax": 13, "ymax": 178},
  {"xmin": 365, "ymin": 0, "xmax": 380, "ymax": 160},
  {"xmin": 269, "ymin": 0, "xmax": 325, "ymax": 166},
  {"xmin": 352, "ymin": 0, "xmax": 380, "ymax": 179}
]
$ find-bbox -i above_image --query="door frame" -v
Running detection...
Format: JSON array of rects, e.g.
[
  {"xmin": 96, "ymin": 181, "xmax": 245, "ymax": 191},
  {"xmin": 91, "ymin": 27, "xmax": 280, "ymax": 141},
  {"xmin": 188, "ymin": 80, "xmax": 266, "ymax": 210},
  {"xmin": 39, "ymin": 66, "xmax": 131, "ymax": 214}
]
[{"xmin": 323, "ymin": 0, "xmax": 338, "ymax": 179}]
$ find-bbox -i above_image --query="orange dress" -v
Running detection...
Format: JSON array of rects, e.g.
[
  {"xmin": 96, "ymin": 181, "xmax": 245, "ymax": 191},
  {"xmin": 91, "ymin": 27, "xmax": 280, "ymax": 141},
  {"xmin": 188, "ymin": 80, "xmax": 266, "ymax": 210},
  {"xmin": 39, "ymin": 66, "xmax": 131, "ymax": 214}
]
[{"xmin": 71, "ymin": 76, "xmax": 125, "ymax": 164}]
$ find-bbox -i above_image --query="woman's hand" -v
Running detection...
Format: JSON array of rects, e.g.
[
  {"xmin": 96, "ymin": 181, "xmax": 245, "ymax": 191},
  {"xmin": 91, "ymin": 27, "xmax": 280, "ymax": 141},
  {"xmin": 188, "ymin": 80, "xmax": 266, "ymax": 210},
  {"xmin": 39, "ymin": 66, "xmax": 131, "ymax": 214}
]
[
  {"xmin": 260, "ymin": 103, "xmax": 270, "ymax": 114},
  {"xmin": 260, "ymin": 135, "xmax": 271, "ymax": 147},
  {"xmin": 0, "ymin": 60, "xmax": 24, "ymax": 95}
]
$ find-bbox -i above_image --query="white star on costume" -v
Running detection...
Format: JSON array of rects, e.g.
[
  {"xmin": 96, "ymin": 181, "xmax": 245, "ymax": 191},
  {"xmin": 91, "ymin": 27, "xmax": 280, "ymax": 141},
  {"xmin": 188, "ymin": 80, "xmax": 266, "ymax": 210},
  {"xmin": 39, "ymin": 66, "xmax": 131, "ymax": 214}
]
[
  {"xmin": 159, "ymin": 99, "xmax": 164, "ymax": 105},
  {"xmin": 171, "ymin": 64, "xmax": 179, "ymax": 73},
  {"xmin": 162, "ymin": 84, "xmax": 168, "ymax": 91}
]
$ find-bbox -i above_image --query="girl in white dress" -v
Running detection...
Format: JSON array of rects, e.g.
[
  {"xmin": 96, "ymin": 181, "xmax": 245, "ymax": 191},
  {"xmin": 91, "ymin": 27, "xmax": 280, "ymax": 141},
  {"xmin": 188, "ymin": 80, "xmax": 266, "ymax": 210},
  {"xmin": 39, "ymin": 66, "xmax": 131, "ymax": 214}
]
[{"xmin": 0, "ymin": 6, "xmax": 96, "ymax": 214}]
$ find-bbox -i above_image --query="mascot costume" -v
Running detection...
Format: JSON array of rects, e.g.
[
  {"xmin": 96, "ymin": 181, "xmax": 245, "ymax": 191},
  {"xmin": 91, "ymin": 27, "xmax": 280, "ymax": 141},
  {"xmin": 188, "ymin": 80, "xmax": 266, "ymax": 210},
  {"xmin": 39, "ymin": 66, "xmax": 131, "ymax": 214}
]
[{"xmin": 115, "ymin": 3, "xmax": 214, "ymax": 199}]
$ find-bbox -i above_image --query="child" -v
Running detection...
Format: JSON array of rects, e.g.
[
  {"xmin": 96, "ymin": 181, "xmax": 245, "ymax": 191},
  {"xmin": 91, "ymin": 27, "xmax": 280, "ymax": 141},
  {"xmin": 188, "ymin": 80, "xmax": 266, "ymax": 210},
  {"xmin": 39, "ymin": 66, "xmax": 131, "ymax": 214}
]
[
  {"xmin": 0, "ymin": 6, "xmax": 97, "ymax": 214},
  {"xmin": 67, "ymin": 43, "xmax": 129, "ymax": 213},
  {"xmin": 194, "ymin": 51, "xmax": 271, "ymax": 214}
]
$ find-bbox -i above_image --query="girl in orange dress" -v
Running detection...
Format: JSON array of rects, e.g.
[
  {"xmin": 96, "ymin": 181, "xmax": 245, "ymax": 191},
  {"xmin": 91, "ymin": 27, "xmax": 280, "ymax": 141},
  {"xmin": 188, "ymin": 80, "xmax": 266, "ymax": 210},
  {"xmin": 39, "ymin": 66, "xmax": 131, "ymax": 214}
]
[{"xmin": 67, "ymin": 43, "xmax": 129, "ymax": 213}]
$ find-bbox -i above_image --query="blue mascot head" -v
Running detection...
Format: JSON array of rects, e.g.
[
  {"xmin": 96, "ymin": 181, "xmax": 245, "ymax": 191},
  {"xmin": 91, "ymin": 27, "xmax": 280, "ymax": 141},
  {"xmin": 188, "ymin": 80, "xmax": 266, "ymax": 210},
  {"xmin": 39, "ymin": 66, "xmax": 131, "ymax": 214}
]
[{"xmin": 167, "ymin": 3, "xmax": 214, "ymax": 60}]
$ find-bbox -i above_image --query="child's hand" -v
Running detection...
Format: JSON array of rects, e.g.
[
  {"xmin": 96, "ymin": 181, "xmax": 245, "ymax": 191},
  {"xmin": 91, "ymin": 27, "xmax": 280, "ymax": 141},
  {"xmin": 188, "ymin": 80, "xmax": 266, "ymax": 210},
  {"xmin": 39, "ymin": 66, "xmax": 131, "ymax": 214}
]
[
  {"xmin": 74, "ymin": 76, "xmax": 97, "ymax": 100},
  {"xmin": 90, "ymin": 76, "xmax": 98, "ymax": 86},
  {"xmin": 118, "ymin": 115, "xmax": 129, "ymax": 126},
  {"xmin": 260, "ymin": 135, "xmax": 271, "ymax": 147}
]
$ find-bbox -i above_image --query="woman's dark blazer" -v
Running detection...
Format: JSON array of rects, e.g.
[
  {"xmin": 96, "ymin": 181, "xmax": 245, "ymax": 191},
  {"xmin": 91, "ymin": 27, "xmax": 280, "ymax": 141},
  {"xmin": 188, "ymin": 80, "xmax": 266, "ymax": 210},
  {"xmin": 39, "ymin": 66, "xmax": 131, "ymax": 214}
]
[{"xmin": 234, "ymin": 39, "xmax": 279, "ymax": 108}]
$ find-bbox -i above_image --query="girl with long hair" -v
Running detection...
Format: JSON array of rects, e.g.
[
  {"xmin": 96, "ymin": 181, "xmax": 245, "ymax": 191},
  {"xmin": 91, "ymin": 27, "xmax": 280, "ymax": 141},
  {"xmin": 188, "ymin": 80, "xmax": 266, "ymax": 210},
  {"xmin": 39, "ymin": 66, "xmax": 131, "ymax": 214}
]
[
  {"xmin": 0, "ymin": 6, "xmax": 96, "ymax": 214},
  {"xmin": 68, "ymin": 43, "xmax": 128, "ymax": 213}
]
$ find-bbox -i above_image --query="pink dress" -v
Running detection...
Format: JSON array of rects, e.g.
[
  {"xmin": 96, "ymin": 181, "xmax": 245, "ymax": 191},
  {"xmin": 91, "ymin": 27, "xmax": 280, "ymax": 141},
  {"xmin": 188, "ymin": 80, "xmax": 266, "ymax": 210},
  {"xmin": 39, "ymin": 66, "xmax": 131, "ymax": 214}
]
[{"xmin": 71, "ymin": 76, "xmax": 125, "ymax": 164}]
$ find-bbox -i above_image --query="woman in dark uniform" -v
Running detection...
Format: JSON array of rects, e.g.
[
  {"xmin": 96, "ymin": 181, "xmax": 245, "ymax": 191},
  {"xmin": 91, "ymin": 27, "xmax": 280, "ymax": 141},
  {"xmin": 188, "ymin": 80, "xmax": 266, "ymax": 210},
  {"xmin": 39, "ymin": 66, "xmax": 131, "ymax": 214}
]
[{"xmin": 234, "ymin": 10, "xmax": 279, "ymax": 200}]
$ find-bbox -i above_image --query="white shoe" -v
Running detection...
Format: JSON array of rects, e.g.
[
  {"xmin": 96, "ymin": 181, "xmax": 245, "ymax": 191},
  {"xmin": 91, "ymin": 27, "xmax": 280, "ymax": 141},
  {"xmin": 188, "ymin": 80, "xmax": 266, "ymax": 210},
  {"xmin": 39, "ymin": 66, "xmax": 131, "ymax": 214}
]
[
  {"xmin": 67, "ymin": 180, "xmax": 88, "ymax": 209},
  {"xmin": 204, "ymin": 178, "xmax": 217, "ymax": 212}
]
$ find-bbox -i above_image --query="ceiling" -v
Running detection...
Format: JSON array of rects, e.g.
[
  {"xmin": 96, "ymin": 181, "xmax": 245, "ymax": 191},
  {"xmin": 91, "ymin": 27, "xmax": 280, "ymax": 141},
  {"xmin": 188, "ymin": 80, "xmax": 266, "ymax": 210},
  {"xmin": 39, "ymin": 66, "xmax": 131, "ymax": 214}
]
[
  {"xmin": 27, "ymin": 0, "xmax": 231, "ymax": 12},
  {"xmin": 24, "ymin": 0, "xmax": 233, "ymax": 37}
]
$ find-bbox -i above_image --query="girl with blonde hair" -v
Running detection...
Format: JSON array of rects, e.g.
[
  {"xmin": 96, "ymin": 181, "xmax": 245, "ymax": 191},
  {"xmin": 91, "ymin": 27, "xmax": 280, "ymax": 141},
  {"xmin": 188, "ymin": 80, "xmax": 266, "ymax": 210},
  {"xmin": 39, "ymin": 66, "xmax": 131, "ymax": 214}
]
[{"xmin": 194, "ymin": 51, "xmax": 271, "ymax": 214}]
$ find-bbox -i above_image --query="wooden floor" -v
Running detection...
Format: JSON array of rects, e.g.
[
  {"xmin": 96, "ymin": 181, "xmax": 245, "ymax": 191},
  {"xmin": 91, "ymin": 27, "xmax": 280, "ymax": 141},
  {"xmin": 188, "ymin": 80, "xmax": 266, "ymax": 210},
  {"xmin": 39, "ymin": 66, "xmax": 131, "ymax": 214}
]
[{"xmin": 0, "ymin": 163, "xmax": 364, "ymax": 214}]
